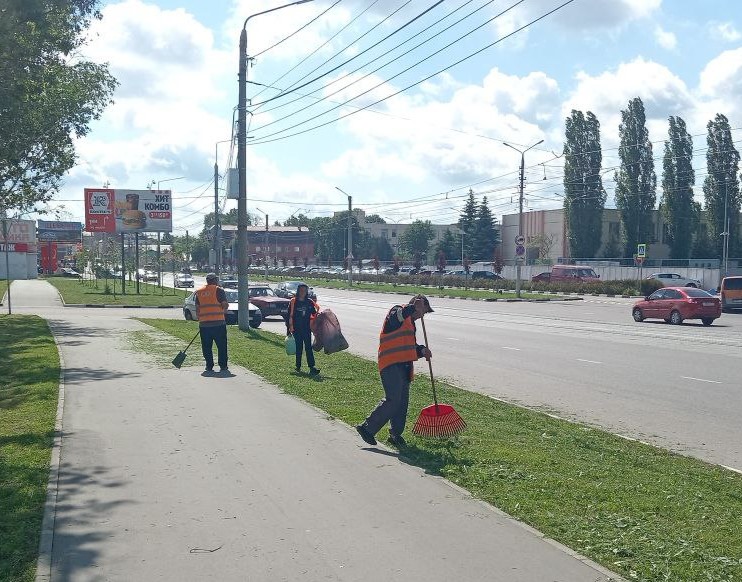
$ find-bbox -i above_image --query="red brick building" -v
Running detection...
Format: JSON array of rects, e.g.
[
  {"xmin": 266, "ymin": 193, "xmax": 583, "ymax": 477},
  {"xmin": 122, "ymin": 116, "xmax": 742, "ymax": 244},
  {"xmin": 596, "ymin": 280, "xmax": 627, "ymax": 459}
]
[{"xmin": 222, "ymin": 225, "xmax": 314, "ymax": 266}]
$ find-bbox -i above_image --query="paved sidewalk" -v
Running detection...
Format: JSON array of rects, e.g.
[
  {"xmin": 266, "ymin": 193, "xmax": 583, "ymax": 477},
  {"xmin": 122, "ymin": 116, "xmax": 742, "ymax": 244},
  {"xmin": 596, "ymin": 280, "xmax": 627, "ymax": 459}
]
[{"xmin": 13, "ymin": 280, "xmax": 620, "ymax": 582}]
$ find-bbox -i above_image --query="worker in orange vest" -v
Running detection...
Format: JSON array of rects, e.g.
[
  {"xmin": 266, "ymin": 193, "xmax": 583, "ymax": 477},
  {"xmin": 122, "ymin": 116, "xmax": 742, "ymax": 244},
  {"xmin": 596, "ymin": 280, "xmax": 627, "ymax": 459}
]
[
  {"xmin": 356, "ymin": 294, "xmax": 433, "ymax": 447},
  {"xmin": 195, "ymin": 273, "xmax": 230, "ymax": 375}
]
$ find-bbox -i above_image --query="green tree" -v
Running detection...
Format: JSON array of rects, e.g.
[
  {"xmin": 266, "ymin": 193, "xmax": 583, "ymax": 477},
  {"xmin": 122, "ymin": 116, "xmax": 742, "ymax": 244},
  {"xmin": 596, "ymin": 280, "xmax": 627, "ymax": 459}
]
[
  {"xmin": 660, "ymin": 116, "xmax": 696, "ymax": 259},
  {"xmin": 434, "ymin": 228, "xmax": 459, "ymax": 261},
  {"xmin": 0, "ymin": 0, "xmax": 117, "ymax": 215},
  {"xmin": 283, "ymin": 213, "xmax": 311, "ymax": 227},
  {"xmin": 563, "ymin": 110, "xmax": 606, "ymax": 258},
  {"xmin": 363, "ymin": 214, "xmax": 386, "ymax": 224},
  {"xmin": 471, "ymin": 196, "xmax": 500, "ymax": 260},
  {"xmin": 702, "ymin": 113, "xmax": 741, "ymax": 257},
  {"xmin": 615, "ymin": 97, "xmax": 657, "ymax": 256},
  {"xmin": 357, "ymin": 233, "xmax": 393, "ymax": 261},
  {"xmin": 399, "ymin": 220, "xmax": 434, "ymax": 259},
  {"xmin": 458, "ymin": 189, "xmax": 478, "ymax": 257}
]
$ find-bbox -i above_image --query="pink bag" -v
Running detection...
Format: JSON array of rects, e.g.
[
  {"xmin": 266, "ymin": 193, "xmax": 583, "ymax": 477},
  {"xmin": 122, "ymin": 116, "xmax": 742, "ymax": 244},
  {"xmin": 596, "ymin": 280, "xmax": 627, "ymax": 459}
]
[{"xmin": 312, "ymin": 310, "xmax": 349, "ymax": 354}]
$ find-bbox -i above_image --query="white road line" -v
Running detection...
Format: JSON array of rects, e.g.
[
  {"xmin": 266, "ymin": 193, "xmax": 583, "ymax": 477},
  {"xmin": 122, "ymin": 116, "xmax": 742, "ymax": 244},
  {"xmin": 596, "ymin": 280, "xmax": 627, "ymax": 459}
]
[
  {"xmin": 576, "ymin": 358, "xmax": 602, "ymax": 364},
  {"xmin": 502, "ymin": 347, "xmax": 521, "ymax": 351},
  {"xmin": 446, "ymin": 337, "xmax": 461, "ymax": 341},
  {"xmin": 680, "ymin": 376, "xmax": 722, "ymax": 384}
]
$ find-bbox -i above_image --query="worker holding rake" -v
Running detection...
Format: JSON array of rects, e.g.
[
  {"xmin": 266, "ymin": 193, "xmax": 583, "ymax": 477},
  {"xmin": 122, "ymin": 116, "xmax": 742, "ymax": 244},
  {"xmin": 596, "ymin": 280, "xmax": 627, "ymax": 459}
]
[{"xmin": 356, "ymin": 295, "xmax": 433, "ymax": 448}]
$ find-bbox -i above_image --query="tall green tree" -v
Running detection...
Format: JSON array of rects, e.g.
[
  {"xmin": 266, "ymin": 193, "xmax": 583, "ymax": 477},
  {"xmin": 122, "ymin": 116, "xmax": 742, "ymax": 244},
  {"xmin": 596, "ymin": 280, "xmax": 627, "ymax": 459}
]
[
  {"xmin": 702, "ymin": 113, "xmax": 741, "ymax": 258},
  {"xmin": 399, "ymin": 220, "xmax": 434, "ymax": 259},
  {"xmin": 615, "ymin": 97, "xmax": 657, "ymax": 256},
  {"xmin": 434, "ymin": 228, "xmax": 459, "ymax": 261},
  {"xmin": 0, "ymin": 0, "xmax": 117, "ymax": 215},
  {"xmin": 660, "ymin": 116, "xmax": 696, "ymax": 259},
  {"xmin": 563, "ymin": 110, "xmax": 606, "ymax": 258},
  {"xmin": 363, "ymin": 214, "xmax": 387, "ymax": 224},
  {"xmin": 471, "ymin": 196, "xmax": 500, "ymax": 260},
  {"xmin": 458, "ymin": 188, "xmax": 478, "ymax": 257}
]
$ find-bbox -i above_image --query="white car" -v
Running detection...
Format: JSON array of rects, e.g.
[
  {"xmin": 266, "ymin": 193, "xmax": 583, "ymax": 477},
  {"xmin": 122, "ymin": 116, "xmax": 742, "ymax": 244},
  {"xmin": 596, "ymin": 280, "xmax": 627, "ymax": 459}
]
[
  {"xmin": 647, "ymin": 273, "xmax": 702, "ymax": 288},
  {"xmin": 183, "ymin": 289, "xmax": 262, "ymax": 327},
  {"xmin": 174, "ymin": 273, "xmax": 194, "ymax": 288}
]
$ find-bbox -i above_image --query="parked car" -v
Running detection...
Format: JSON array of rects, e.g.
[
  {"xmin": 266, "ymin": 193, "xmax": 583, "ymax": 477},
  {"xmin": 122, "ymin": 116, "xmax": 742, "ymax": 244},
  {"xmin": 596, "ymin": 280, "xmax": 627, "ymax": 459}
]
[
  {"xmin": 532, "ymin": 272, "xmax": 551, "ymax": 283},
  {"xmin": 631, "ymin": 287, "xmax": 721, "ymax": 326},
  {"xmin": 550, "ymin": 265, "xmax": 600, "ymax": 282},
  {"xmin": 59, "ymin": 267, "xmax": 82, "ymax": 278},
  {"xmin": 274, "ymin": 280, "xmax": 317, "ymax": 301},
  {"xmin": 647, "ymin": 272, "xmax": 702, "ymax": 288},
  {"xmin": 220, "ymin": 278, "xmax": 238, "ymax": 289},
  {"xmin": 248, "ymin": 285, "xmax": 291, "ymax": 321},
  {"xmin": 183, "ymin": 288, "xmax": 262, "ymax": 327},
  {"xmin": 174, "ymin": 273, "xmax": 194, "ymax": 288},
  {"xmin": 471, "ymin": 270, "xmax": 502, "ymax": 280},
  {"xmin": 720, "ymin": 275, "xmax": 742, "ymax": 312}
]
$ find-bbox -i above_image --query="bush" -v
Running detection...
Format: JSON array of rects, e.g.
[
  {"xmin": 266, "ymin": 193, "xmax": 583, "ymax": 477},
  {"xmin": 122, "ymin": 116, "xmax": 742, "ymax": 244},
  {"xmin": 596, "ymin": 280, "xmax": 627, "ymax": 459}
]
[{"xmin": 639, "ymin": 278, "xmax": 664, "ymax": 297}]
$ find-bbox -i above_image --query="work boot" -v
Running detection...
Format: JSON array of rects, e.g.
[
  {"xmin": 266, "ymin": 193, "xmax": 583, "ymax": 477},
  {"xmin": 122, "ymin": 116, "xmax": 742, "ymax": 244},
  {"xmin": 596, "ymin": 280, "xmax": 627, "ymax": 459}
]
[
  {"xmin": 388, "ymin": 433, "xmax": 407, "ymax": 448},
  {"xmin": 309, "ymin": 367, "xmax": 321, "ymax": 376},
  {"xmin": 356, "ymin": 424, "xmax": 377, "ymax": 446}
]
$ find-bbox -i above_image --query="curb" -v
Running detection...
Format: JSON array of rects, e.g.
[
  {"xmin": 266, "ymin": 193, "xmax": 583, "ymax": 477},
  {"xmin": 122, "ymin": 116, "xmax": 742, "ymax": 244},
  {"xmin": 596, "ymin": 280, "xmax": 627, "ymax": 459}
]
[
  {"xmin": 62, "ymin": 303, "xmax": 182, "ymax": 309},
  {"xmin": 35, "ymin": 322, "xmax": 66, "ymax": 582}
]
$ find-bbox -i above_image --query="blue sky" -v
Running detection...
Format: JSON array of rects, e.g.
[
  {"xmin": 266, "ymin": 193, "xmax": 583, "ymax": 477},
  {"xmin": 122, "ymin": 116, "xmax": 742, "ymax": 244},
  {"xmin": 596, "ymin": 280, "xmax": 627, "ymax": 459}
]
[{"xmin": 54, "ymin": 0, "xmax": 742, "ymax": 234}]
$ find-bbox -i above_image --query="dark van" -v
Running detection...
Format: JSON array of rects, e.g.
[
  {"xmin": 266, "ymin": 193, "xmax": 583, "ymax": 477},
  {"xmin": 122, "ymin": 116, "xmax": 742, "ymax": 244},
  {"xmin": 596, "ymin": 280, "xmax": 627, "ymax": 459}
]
[{"xmin": 550, "ymin": 265, "xmax": 600, "ymax": 283}]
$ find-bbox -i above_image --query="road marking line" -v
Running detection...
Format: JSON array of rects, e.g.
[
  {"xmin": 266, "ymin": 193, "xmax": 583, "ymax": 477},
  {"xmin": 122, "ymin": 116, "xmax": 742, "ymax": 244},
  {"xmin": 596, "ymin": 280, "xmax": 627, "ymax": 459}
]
[
  {"xmin": 502, "ymin": 347, "xmax": 520, "ymax": 351},
  {"xmin": 681, "ymin": 376, "xmax": 722, "ymax": 384},
  {"xmin": 446, "ymin": 337, "xmax": 461, "ymax": 341},
  {"xmin": 576, "ymin": 358, "xmax": 602, "ymax": 364}
]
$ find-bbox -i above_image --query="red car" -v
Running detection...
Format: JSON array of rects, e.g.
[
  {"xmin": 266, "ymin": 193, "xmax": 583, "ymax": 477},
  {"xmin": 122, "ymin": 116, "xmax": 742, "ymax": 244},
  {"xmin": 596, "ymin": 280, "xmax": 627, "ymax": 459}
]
[
  {"xmin": 532, "ymin": 272, "xmax": 551, "ymax": 283},
  {"xmin": 248, "ymin": 285, "xmax": 291, "ymax": 321},
  {"xmin": 632, "ymin": 287, "xmax": 721, "ymax": 326}
]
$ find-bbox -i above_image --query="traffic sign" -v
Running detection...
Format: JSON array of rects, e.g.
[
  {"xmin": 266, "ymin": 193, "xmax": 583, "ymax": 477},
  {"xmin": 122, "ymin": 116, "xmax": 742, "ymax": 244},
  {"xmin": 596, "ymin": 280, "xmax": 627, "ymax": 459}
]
[
  {"xmin": 634, "ymin": 256, "xmax": 644, "ymax": 266},
  {"xmin": 515, "ymin": 234, "xmax": 525, "ymax": 246},
  {"xmin": 515, "ymin": 244, "xmax": 526, "ymax": 256},
  {"xmin": 637, "ymin": 243, "xmax": 646, "ymax": 258}
]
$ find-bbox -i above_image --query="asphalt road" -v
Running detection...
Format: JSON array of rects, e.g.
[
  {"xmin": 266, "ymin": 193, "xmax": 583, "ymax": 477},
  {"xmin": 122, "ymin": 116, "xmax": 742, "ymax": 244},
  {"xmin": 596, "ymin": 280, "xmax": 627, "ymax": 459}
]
[{"xmin": 159, "ymin": 274, "xmax": 742, "ymax": 470}]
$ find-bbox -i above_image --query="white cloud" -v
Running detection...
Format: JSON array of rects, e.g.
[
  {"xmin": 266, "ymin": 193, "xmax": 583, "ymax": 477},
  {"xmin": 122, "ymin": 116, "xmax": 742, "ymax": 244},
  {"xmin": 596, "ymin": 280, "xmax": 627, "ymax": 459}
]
[
  {"xmin": 654, "ymin": 25, "xmax": 677, "ymax": 50},
  {"xmin": 709, "ymin": 21, "xmax": 742, "ymax": 42}
]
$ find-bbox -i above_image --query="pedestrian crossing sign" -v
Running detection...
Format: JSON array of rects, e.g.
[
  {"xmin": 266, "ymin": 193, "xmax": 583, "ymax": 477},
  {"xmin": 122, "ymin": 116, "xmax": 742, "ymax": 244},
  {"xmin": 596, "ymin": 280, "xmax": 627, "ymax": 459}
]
[{"xmin": 637, "ymin": 243, "xmax": 646, "ymax": 258}]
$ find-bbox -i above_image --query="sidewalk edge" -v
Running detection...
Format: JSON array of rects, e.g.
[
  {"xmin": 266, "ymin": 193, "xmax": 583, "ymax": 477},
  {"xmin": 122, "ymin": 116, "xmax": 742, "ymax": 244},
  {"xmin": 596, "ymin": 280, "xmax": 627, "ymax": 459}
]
[{"xmin": 35, "ymin": 322, "xmax": 66, "ymax": 582}]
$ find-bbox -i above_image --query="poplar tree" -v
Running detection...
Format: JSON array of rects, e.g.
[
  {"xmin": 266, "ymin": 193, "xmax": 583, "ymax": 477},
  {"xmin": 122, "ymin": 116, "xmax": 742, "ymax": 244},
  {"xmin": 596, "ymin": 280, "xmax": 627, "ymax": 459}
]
[
  {"xmin": 615, "ymin": 97, "xmax": 657, "ymax": 256},
  {"xmin": 563, "ymin": 110, "xmax": 606, "ymax": 258},
  {"xmin": 660, "ymin": 116, "xmax": 696, "ymax": 259},
  {"xmin": 702, "ymin": 113, "xmax": 740, "ymax": 257}
]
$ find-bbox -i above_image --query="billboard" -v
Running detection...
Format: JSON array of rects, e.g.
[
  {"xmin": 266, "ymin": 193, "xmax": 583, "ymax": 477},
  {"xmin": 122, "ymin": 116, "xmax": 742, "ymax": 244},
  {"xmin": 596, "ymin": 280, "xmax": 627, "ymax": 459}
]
[
  {"xmin": 84, "ymin": 188, "xmax": 173, "ymax": 233},
  {"xmin": 0, "ymin": 219, "xmax": 37, "ymax": 251},
  {"xmin": 37, "ymin": 220, "xmax": 82, "ymax": 243}
]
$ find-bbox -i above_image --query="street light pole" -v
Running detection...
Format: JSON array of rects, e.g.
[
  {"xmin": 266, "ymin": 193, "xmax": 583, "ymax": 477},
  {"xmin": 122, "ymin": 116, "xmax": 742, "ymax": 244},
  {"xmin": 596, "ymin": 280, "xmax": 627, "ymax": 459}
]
[
  {"xmin": 335, "ymin": 187, "xmax": 353, "ymax": 286},
  {"xmin": 214, "ymin": 139, "xmax": 232, "ymax": 278},
  {"xmin": 503, "ymin": 139, "xmax": 544, "ymax": 298},
  {"xmin": 237, "ymin": 0, "xmax": 314, "ymax": 331},
  {"xmin": 156, "ymin": 176, "xmax": 185, "ymax": 288}
]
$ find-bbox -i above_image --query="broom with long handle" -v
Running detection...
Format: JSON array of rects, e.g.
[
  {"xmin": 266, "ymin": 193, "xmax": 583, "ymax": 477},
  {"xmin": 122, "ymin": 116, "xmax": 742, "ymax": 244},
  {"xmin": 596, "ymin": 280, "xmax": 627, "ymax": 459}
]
[{"xmin": 412, "ymin": 316, "xmax": 466, "ymax": 437}]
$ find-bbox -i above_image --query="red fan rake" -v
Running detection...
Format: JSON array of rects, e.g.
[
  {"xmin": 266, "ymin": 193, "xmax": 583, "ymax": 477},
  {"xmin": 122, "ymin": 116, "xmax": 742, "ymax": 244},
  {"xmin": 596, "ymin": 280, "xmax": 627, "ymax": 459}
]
[{"xmin": 412, "ymin": 317, "xmax": 466, "ymax": 438}]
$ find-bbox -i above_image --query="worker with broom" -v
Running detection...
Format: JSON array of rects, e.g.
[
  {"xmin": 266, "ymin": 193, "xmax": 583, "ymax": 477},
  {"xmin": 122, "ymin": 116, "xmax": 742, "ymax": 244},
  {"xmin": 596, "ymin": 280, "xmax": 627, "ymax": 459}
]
[
  {"xmin": 356, "ymin": 294, "xmax": 433, "ymax": 447},
  {"xmin": 195, "ymin": 273, "xmax": 230, "ymax": 375}
]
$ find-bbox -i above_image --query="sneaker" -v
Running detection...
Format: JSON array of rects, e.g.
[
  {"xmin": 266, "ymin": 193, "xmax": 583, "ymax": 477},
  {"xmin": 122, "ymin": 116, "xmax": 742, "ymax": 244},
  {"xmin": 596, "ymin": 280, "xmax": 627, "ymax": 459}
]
[
  {"xmin": 295, "ymin": 366, "xmax": 301, "ymax": 373},
  {"xmin": 356, "ymin": 424, "xmax": 377, "ymax": 446},
  {"xmin": 388, "ymin": 433, "xmax": 407, "ymax": 448},
  {"xmin": 309, "ymin": 367, "xmax": 321, "ymax": 376},
  {"xmin": 204, "ymin": 367, "xmax": 215, "ymax": 375},
  {"xmin": 219, "ymin": 367, "xmax": 229, "ymax": 374}
]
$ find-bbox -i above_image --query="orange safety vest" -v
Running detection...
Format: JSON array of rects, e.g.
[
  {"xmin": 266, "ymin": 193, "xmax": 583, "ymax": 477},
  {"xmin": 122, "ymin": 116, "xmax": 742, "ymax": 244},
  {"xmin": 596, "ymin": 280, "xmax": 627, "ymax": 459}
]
[
  {"xmin": 288, "ymin": 297, "xmax": 319, "ymax": 334},
  {"xmin": 195, "ymin": 284, "xmax": 226, "ymax": 324},
  {"xmin": 378, "ymin": 306, "xmax": 418, "ymax": 377}
]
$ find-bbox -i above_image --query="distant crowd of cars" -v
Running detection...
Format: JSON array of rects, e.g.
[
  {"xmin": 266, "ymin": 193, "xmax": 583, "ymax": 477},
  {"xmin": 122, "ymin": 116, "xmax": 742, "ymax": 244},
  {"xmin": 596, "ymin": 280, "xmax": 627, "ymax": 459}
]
[{"xmin": 252, "ymin": 264, "xmax": 503, "ymax": 280}]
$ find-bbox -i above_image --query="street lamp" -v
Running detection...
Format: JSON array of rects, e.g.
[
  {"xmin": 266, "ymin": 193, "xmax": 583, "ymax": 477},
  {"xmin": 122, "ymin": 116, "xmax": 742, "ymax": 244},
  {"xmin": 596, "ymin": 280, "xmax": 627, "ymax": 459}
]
[
  {"xmin": 214, "ymin": 139, "xmax": 233, "ymax": 278},
  {"xmin": 256, "ymin": 207, "xmax": 269, "ymax": 280},
  {"xmin": 335, "ymin": 186, "xmax": 353, "ymax": 285},
  {"xmin": 237, "ymin": 0, "xmax": 314, "ymax": 331},
  {"xmin": 503, "ymin": 139, "xmax": 544, "ymax": 298},
  {"xmin": 154, "ymin": 176, "xmax": 185, "ymax": 289}
]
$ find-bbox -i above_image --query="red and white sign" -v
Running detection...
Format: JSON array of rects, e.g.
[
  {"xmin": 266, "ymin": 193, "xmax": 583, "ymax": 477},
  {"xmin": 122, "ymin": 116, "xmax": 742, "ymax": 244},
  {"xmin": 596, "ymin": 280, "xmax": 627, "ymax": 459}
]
[
  {"xmin": 0, "ymin": 242, "xmax": 29, "ymax": 252},
  {"xmin": 41, "ymin": 243, "xmax": 58, "ymax": 272},
  {"xmin": 0, "ymin": 219, "xmax": 36, "ymax": 244},
  {"xmin": 84, "ymin": 188, "xmax": 172, "ymax": 233}
]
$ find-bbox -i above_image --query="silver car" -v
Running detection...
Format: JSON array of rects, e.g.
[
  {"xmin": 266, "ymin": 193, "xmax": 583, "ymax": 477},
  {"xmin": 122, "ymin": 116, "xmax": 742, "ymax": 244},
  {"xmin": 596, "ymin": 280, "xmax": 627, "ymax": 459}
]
[{"xmin": 647, "ymin": 273, "xmax": 702, "ymax": 288}]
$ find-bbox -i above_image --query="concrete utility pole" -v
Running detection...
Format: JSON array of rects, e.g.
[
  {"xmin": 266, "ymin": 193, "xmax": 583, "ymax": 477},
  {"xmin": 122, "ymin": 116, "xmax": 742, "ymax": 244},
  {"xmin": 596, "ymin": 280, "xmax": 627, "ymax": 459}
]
[
  {"xmin": 503, "ymin": 139, "xmax": 543, "ymax": 298},
  {"xmin": 335, "ymin": 187, "xmax": 353, "ymax": 285},
  {"xmin": 237, "ymin": 0, "xmax": 314, "ymax": 331},
  {"xmin": 213, "ymin": 139, "xmax": 231, "ymax": 278}
]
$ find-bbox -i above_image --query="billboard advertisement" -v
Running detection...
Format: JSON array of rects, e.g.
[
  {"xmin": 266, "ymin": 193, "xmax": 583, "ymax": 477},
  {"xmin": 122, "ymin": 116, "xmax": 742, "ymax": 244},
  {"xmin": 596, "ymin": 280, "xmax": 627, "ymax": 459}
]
[
  {"xmin": 37, "ymin": 220, "xmax": 83, "ymax": 243},
  {"xmin": 0, "ymin": 219, "xmax": 37, "ymax": 251},
  {"xmin": 84, "ymin": 188, "xmax": 173, "ymax": 233}
]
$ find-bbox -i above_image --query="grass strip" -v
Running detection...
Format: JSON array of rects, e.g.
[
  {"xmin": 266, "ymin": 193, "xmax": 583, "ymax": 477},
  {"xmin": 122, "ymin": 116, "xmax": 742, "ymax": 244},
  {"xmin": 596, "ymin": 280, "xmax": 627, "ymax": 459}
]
[
  {"xmin": 256, "ymin": 275, "xmax": 557, "ymax": 301},
  {"xmin": 0, "ymin": 316, "xmax": 60, "ymax": 582},
  {"xmin": 45, "ymin": 277, "xmax": 188, "ymax": 306},
  {"xmin": 139, "ymin": 318, "xmax": 740, "ymax": 582}
]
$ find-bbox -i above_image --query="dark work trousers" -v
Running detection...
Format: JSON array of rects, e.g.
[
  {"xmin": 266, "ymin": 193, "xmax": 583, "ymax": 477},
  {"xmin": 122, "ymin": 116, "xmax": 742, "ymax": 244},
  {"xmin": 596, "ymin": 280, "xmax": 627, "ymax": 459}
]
[
  {"xmin": 363, "ymin": 363, "xmax": 411, "ymax": 437},
  {"xmin": 294, "ymin": 330, "xmax": 315, "ymax": 369},
  {"xmin": 200, "ymin": 324, "xmax": 228, "ymax": 370}
]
